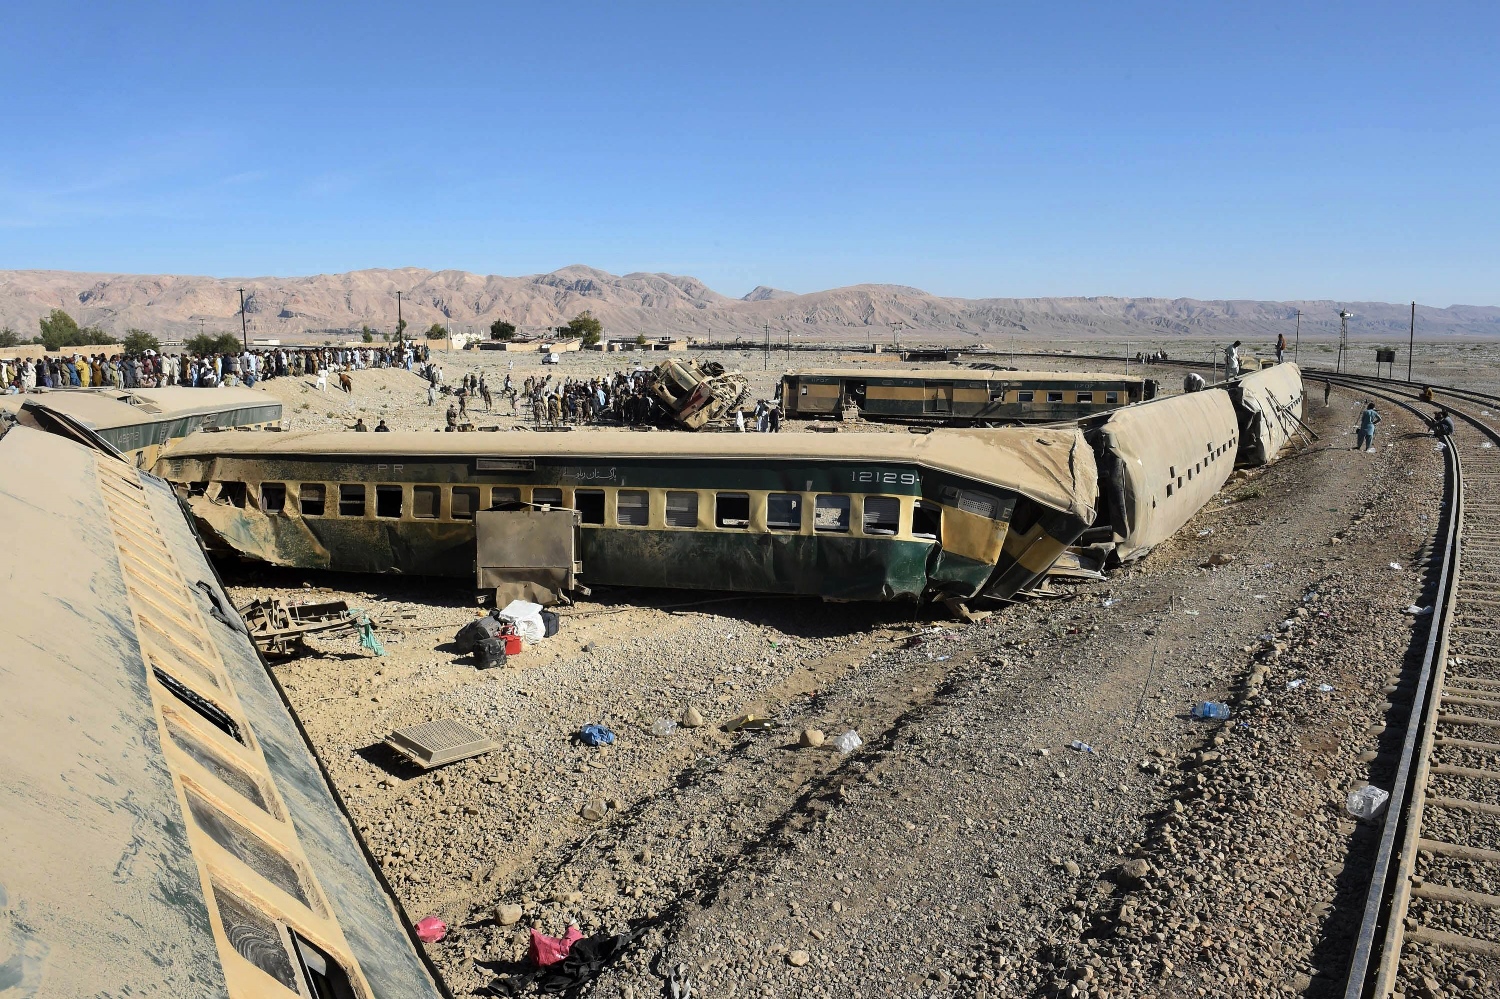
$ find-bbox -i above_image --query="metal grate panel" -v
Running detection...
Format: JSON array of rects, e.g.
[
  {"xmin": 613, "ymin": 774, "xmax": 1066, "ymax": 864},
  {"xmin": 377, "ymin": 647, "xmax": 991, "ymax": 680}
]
[{"xmin": 385, "ymin": 719, "xmax": 497, "ymax": 768}]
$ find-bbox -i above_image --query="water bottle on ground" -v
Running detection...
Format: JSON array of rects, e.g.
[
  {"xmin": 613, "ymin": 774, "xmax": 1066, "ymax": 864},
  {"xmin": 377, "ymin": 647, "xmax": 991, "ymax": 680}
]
[
  {"xmin": 1069, "ymin": 740, "xmax": 1094, "ymax": 753},
  {"xmin": 1192, "ymin": 701, "xmax": 1231, "ymax": 720}
]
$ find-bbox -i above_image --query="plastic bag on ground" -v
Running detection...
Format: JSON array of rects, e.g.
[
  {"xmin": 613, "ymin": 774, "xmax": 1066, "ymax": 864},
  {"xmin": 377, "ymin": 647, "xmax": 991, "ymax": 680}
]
[
  {"xmin": 497, "ymin": 599, "xmax": 547, "ymax": 643},
  {"xmin": 1346, "ymin": 785, "xmax": 1390, "ymax": 822},
  {"xmin": 528, "ymin": 925, "xmax": 584, "ymax": 967},
  {"xmin": 832, "ymin": 730, "xmax": 862, "ymax": 754},
  {"xmin": 576, "ymin": 724, "xmax": 615, "ymax": 747},
  {"xmin": 415, "ymin": 916, "xmax": 447, "ymax": 943}
]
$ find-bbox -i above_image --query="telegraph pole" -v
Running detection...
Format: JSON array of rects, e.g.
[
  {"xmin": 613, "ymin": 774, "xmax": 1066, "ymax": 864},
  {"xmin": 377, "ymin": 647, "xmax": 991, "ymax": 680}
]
[
  {"xmin": 1408, "ymin": 301, "xmax": 1415, "ymax": 381},
  {"xmin": 763, "ymin": 321, "xmax": 770, "ymax": 371},
  {"xmin": 238, "ymin": 289, "xmax": 249, "ymax": 349},
  {"xmin": 395, "ymin": 291, "xmax": 404, "ymax": 345},
  {"xmin": 1336, "ymin": 310, "xmax": 1352, "ymax": 373},
  {"xmin": 1293, "ymin": 310, "xmax": 1301, "ymax": 364}
]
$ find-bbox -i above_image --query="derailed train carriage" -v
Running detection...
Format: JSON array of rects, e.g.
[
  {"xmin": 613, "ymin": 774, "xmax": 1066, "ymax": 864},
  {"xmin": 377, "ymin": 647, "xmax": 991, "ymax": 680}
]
[
  {"xmin": 153, "ymin": 428, "xmax": 1099, "ymax": 605},
  {"xmin": 1, "ymin": 385, "xmax": 282, "ymax": 465},
  {"xmin": 151, "ymin": 368, "xmax": 1306, "ymax": 604},
  {"xmin": 0, "ymin": 424, "xmax": 443, "ymax": 998}
]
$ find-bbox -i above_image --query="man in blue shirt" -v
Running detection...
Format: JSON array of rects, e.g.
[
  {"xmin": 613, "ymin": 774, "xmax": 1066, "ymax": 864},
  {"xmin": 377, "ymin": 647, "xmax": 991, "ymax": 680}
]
[{"xmin": 1356, "ymin": 402, "xmax": 1382, "ymax": 452}]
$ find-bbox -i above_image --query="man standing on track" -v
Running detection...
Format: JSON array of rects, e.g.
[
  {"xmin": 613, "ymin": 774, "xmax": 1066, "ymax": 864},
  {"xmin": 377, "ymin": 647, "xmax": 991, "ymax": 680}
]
[{"xmin": 1275, "ymin": 333, "xmax": 1287, "ymax": 364}]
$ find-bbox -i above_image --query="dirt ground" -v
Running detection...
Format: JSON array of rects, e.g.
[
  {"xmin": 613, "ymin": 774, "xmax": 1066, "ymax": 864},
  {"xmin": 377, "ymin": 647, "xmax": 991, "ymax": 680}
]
[{"xmin": 211, "ymin": 350, "xmax": 1490, "ymax": 997}]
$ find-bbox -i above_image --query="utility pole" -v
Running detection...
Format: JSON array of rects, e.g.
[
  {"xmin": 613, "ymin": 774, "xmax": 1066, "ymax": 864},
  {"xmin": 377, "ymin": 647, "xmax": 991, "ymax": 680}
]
[
  {"xmin": 395, "ymin": 291, "xmax": 404, "ymax": 346},
  {"xmin": 763, "ymin": 321, "xmax": 770, "ymax": 371},
  {"xmin": 1336, "ymin": 310, "xmax": 1352, "ymax": 374},
  {"xmin": 238, "ymin": 289, "xmax": 249, "ymax": 349},
  {"xmin": 1408, "ymin": 301, "xmax": 1415, "ymax": 381},
  {"xmin": 1293, "ymin": 310, "xmax": 1301, "ymax": 364}
]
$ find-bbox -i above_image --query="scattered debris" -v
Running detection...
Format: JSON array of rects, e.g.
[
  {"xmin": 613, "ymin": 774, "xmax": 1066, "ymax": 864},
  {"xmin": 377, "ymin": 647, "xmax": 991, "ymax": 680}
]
[
  {"xmin": 1069, "ymin": 740, "xmax": 1095, "ymax": 753},
  {"xmin": 650, "ymin": 718, "xmax": 678, "ymax": 737},
  {"xmin": 726, "ymin": 714, "xmax": 777, "ymax": 733},
  {"xmin": 1191, "ymin": 701, "xmax": 1231, "ymax": 720},
  {"xmin": 238, "ymin": 596, "xmax": 382, "ymax": 657},
  {"xmin": 832, "ymin": 730, "xmax": 863, "ymax": 754},
  {"xmin": 1346, "ymin": 785, "xmax": 1391, "ymax": 822},
  {"xmin": 1286, "ymin": 678, "xmax": 1306, "ymax": 690},
  {"xmin": 529, "ymin": 926, "xmax": 585, "ymax": 967},
  {"xmin": 415, "ymin": 917, "xmax": 447, "ymax": 943},
  {"xmin": 576, "ymin": 724, "xmax": 616, "ymax": 747},
  {"xmin": 385, "ymin": 719, "xmax": 497, "ymax": 769},
  {"xmin": 799, "ymin": 728, "xmax": 826, "ymax": 749},
  {"xmin": 1404, "ymin": 604, "xmax": 1434, "ymax": 616}
]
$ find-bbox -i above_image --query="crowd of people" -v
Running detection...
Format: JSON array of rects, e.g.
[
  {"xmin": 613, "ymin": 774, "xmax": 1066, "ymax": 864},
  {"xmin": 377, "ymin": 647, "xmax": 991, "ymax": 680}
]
[{"xmin": 0, "ymin": 342, "xmax": 432, "ymax": 394}]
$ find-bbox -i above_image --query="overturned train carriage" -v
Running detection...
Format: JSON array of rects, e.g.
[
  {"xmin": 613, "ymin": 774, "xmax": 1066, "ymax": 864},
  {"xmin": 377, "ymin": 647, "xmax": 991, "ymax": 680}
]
[
  {"xmin": 154, "ymin": 428, "xmax": 1098, "ymax": 604},
  {"xmin": 0, "ymin": 425, "xmax": 442, "ymax": 998},
  {"xmin": 1088, "ymin": 389, "xmax": 1242, "ymax": 563},
  {"xmin": 1228, "ymin": 362, "xmax": 1304, "ymax": 467}
]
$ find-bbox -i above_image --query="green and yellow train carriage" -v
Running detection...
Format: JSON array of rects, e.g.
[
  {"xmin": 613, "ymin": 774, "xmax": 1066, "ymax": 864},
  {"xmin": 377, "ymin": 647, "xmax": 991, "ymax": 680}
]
[
  {"xmin": 155, "ymin": 428, "xmax": 1099, "ymax": 605},
  {"xmin": 779, "ymin": 368, "xmax": 1155, "ymax": 424}
]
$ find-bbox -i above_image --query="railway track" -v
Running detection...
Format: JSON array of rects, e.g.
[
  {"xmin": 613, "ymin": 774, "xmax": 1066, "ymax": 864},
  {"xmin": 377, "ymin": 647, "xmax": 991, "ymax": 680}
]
[{"xmin": 1309, "ymin": 373, "xmax": 1500, "ymax": 998}]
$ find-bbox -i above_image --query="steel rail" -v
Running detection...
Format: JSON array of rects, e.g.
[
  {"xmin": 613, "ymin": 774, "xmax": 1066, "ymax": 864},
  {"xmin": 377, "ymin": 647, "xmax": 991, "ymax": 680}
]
[{"xmin": 1318, "ymin": 371, "xmax": 1500, "ymax": 997}]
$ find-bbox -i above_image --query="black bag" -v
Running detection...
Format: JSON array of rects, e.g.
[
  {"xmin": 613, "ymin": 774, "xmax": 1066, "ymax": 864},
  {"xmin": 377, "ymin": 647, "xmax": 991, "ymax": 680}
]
[
  {"xmin": 474, "ymin": 637, "xmax": 508, "ymax": 670},
  {"xmin": 454, "ymin": 614, "xmax": 505, "ymax": 653},
  {"xmin": 540, "ymin": 609, "xmax": 560, "ymax": 638}
]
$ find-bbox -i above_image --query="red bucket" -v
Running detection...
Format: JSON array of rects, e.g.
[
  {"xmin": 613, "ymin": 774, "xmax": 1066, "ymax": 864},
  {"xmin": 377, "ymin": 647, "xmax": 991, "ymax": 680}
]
[{"xmin": 503, "ymin": 634, "xmax": 522, "ymax": 656}]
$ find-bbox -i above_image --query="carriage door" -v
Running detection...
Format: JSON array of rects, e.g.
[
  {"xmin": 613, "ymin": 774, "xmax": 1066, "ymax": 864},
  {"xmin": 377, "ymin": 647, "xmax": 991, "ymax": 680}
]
[{"xmin": 925, "ymin": 382, "xmax": 953, "ymax": 416}]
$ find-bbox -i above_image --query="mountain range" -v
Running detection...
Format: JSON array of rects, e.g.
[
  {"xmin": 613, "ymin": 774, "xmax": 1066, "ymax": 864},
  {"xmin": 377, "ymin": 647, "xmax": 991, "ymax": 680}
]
[{"xmin": 1, "ymin": 265, "xmax": 1496, "ymax": 343}]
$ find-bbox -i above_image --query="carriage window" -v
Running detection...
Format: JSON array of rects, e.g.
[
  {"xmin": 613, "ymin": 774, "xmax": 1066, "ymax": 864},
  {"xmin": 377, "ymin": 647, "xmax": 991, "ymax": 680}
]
[
  {"xmin": 291, "ymin": 932, "xmax": 358, "ymax": 999},
  {"xmin": 219, "ymin": 482, "xmax": 247, "ymax": 508},
  {"xmin": 863, "ymin": 496, "xmax": 900, "ymax": 535},
  {"xmin": 299, "ymin": 484, "xmax": 325, "ymax": 517},
  {"xmin": 1017, "ymin": 391, "xmax": 1034, "ymax": 403},
  {"xmin": 1167, "ymin": 483, "xmax": 1174, "ymax": 497},
  {"xmin": 665, "ymin": 491, "xmax": 698, "ymax": 528},
  {"xmin": 491, "ymin": 486, "xmax": 521, "ymax": 508},
  {"xmin": 1077, "ymin": 392, "xmax": 1094, "ymax": 404},
  {"xmin": 413, "ymin": 485, "xmax": 439, "ymax": 519},
  {"xmin": 375, "ymin": 485, "xmax": 403, "ymax": 518},
  {"xmin": 617, "ymin": 490, "xmax": 649, "ymax": 526},
  {"xmin": 1106, "ymin": 391, "xmax": 1120, "ymax": 404},
  {"xmin": 716, "ymin": 492, "xmax": 751, "ymax": 529},
  {"xmin": 338, "ymin": 484, "xmax": 365, "ymax": 517},
  {"xmin": 1047, "ymin": 391, "xmax": 1064, "ymax": 403},
  {"xmin": 452, "ymin": 486, "xmax": 480, "ymax": 520},
  {"xmin": 532, "ymin": 487, "xmax": 563, "ymax": 509},
  {"xmin": 814, "ymin": 495, "xmax": 851, "ymax": 533},
  {"xmin": 767, "ymin": 493, "xmax": 802, "ymax": 531},
  {"xmin": 260, "ymin": 483, "xmax": 286, "ymax": 513},
  {"xmin": 576, "ymin": 489, "xmax": 606, "ymax": 525},
  {"xmin": 912, "ymin": 501, "xmax": 941, "ymax": 540}
]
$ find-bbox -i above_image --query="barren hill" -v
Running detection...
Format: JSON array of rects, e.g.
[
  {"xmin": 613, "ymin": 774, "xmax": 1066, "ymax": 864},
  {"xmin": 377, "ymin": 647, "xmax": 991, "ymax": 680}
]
[{"xmin": 1, "ymin": 266, "xmax": 1496, "ymax": 343}]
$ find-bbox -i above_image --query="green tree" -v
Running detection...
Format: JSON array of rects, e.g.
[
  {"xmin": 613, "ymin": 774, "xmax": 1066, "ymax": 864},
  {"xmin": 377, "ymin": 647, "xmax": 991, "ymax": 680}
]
[
  {"xmin": 634, "ymin": 333, "xmax": 648, "ymax": 346},
  {"xmin": 361, "ymin": 324, "xmax": 374, "ymax": 343},
  {"xmin": 490, "ymin": 318, "xmax": 517, "ymax": 341},
  {"xmin": 122, "ymin": 329, "xmax": 162, "ymax": 354},
  {"xmin": 564, "ymin": 310, "xmax": 604, "ymax": 347},
  {"xmin": 0, "ymin": 326, "xmax": 19, "ymax": 348},
  {"xmin": 396, "ymin": 318, "xmax": 408, "ymax": 339},
  {"xmin": 425, "ymin": 323, "xmax": 448, "ymax": 341},
  {"xmin": 37, "ymin": 309, "xmax": 81, "ymax": 351},
  {"xmin": 185, "ymin": 332, "xmax": 243, "ymax": 356}
]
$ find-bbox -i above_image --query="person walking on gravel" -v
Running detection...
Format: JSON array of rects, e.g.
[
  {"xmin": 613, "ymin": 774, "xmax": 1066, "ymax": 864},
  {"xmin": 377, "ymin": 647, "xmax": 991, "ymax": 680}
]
[
  {"xmin": 1323, "ymin": 379, "xmax": 1332, "ymax": 406},
  {"xmin": 1275, "ymin": 333, "xmax": 1287, "ymax": 364},
  {"xmin": 1356, "ymin": 401, "xmax": 1381, "ymax": 452}
]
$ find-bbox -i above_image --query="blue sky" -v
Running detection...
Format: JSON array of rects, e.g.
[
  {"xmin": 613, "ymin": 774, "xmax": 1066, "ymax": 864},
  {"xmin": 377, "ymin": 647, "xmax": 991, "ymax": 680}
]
[{"xmin": 2, "ymin": 1, "xmax": 1496, "ymax": 304}]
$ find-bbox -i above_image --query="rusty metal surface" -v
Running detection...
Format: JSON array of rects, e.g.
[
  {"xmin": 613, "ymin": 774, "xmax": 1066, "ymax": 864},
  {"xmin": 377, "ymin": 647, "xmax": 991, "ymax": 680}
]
[{"xmin": 475, "ymin": 507, "xmax": 578, "ymax": 605}]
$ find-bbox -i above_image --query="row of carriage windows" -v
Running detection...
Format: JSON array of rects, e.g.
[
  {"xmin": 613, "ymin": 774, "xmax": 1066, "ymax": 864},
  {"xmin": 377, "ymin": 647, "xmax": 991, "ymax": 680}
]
[
  {"xmin": 239, "ymin": 481, "xmax": 970, "ymax": 538},
  {"xmin": 1163, "ymin": 436, "xmax": 1237, "ymax": 499}
]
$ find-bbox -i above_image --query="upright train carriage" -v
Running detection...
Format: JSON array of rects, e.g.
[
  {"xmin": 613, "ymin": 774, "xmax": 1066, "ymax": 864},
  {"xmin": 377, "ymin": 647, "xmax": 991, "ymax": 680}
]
[
  {"xmin": 0, "ymin": 425, "xmax": 442, "ymax": 998},
  {"xmin": 154, "ymin": 428, "xmax": 1099, "ymax": 605},
  {"xmin": 779, "ymin": 369, "xmax": 1155, "ymax": 424}
]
